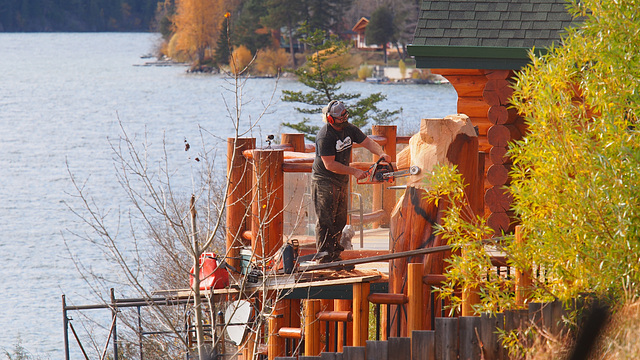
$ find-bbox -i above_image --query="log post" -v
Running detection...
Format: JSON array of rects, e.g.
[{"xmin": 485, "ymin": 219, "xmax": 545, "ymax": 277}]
[
  {"xmin": 320, "ymin": 299, "xmax": 334, "ymax": 352},
  {"xmin": 251, "ymin": 149, "xmax": 284, "ymax": 264},
  {"xmin": 281, "ymin": 133, "xmax": 306, "ymax": 153},
  {"xmin": 242, "ymin": 332, "xmax": 256, "ymax": 360},
  {"xmin": 515, "ymin": 226, "xmax": 532, "ymax": 308},
  {"xmin": 334, "ymin": 299, "xmax": 353, "ymax": 350},
  {"xmin": 281, "ymin": 298, "xmax": 300, "ymax": 355},
  {"xmin": 371, "ymin": 125, "xmax": 397, "ymax": 228},
  {"xmin": 407, "ymin": 263, "xmax": 424, "ymax": 332},
  {"xmin": 461, "ymin": 281, "xmax": 480, "ymax": 317},
  {"xmin": 226, "ymin": 138, "xmax": 256, "ymax": 271},
  {"xmin": 352, "ymin": 282, "xmax": 370, "ymax": 347},
  {"xmin": 304, "ymin": 300, "xmax": 322, "ymax": 356},
  {"xmin": 287, "ymin": 299, "xmax": 301, "ymax": 329},
  {"xmin": 269, "ymin": 316, "xmax": 284, "ymax": 360}
]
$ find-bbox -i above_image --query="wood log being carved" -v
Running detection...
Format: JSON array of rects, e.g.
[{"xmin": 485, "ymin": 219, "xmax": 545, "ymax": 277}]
[{"xmin": 389, "ymin": 115, "xmax": 479, "ymax": 334}]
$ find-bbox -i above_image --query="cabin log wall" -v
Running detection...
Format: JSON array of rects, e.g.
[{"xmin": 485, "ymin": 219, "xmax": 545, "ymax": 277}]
[{"xmin": 432, "ymin": 69, "xmax": 527, "ymax": 235}]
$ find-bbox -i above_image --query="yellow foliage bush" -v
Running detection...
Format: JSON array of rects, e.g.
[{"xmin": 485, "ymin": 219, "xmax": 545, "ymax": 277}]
[
  {"xmin": 398, "ymin": 59, "xmax": 406, "ymax": 79},
  {"xmin": 254, "ymin": 47, "xmax": 289, "ymax": 76},
  {"xmin": 230, "ymin": 45, "xmax": 253, "ymax": 75},
  {"xmin": 325, "ymin": 51, "xmax": 359, "ymax": 78},
  {"xmin": 357, "ymin": 64, "xmax": 372, "ymax": 80},
  {"xmin": 167, "ymin": 33, "xmax": 193, "ymax": 63}
]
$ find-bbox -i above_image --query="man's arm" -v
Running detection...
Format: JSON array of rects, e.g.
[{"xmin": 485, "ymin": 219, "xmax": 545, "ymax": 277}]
[
  {"xmin": 360, "ymin": 137, "xmax": 391, "ymax": 162},
  {"xmin": 321, "ymin": 155, "xmax": 367, "ymax": 180}
]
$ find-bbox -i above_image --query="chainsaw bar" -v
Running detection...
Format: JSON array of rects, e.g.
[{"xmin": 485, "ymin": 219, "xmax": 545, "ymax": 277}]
[
  {"xmin": 380, "ymin": 165, "xmax": 420, "ymax": 181},
  {"xmin": 358, "ymin": 160, "xmax": 420, "ymax": 184}
]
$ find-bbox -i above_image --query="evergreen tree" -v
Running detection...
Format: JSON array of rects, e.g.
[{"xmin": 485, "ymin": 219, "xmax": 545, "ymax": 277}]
[
  {"xmin": 231, "ymin": 0, "xmax": 271, "ymax": 55},
  {"xmin": 304, "ymin": 0, "xmax": 354, "ymax": 35},
  {"xmin": 214, "ymin": 13, "xmax": 231, "ymax": 66},
  {"xmin": 365, "ymin": 6, "xmax": 396, "ymax": 64},
  {"xmin": 282, "ymin": 25, "xmax": 399, "ymax": 141},
  {"xmin": 261, "ymin": 0, "xmax": 306, "ymax": 67},
  {"xmin": 155, "ymin": 0, "xmax": 175, "ymax": 40}
]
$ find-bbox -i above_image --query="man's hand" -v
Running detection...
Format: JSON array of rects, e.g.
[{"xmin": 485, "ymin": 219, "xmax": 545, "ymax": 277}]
[
  {"xmin": 354, "ymin": 168, "xmax": 367, "ymax": 180},
  {"xmin": 380, "ymin": 153, "xmax": 391, "ymax": 163}
]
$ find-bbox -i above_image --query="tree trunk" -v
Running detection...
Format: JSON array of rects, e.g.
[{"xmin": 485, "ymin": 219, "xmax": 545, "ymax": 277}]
[
  {"xmin": 287, "ymin": 21, "xmax": 296, "ymax": 68},
  {"xmin": 395, "ymin": 42, "xmax": 405, "ymax": 60},
  {"xmin": 383, "ymin": 43, "xmax": 388, "ymax": 65},
  {"xmin": 191, "ymin": 195, "xmax": 207, "ymax": 360}
]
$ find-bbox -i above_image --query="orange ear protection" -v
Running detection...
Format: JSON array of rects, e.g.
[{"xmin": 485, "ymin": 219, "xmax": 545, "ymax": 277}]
[{"xmin": 326, "ymin": 100, "xmax": 338, "ymax": 125}]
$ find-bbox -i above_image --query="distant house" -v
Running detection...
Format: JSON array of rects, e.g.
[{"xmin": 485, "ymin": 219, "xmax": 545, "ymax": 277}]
[
  {"xmin": 351, "ymin": 17, "xmax": 381, "ymax": 50},
  {"xmin": 351, "ymin": 17, "xmax": 368, "ymax": 48}
]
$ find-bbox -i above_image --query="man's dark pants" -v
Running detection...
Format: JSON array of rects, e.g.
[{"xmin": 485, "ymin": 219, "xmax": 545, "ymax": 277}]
[{"xmin": 312, "ymin": 178, "xmax": 348, "ymax": 257}]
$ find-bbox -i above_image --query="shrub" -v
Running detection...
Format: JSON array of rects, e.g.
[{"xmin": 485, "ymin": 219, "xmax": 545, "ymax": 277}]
[
  {"xmin": 508, "ymin": 0, "xmax": 640, "ymax": 303},
  {"xmin": 254, "ymin": 47, "xmax": 289, "ymax": 76},
  {"xmin": 166, "ymin": 32, "xmax": 192, "ymax": 63},
  {"xmin": 229, "ymin": 45, "xmax": 253, "ymax": 75},
  {"xmin": 357, "ymin": 64, "xmax": 372, "ymax": 80},
  {"xmin": 398, "ymin": 59, "xmax": 406, "ymax": 79}
]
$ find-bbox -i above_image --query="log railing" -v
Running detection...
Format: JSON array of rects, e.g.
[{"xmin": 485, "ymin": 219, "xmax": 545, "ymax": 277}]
[
  {"xmin": 228, "ymin": 130, "xmax": 539, "ymax": 360},
  {"xmin": 227, "ymin": 127, "xmax": 400, "ymax": 274}
]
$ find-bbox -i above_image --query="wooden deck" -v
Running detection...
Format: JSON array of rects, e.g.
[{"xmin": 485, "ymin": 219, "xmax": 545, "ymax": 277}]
[{"xmin": 292, "ymin": 227, "xmax": 391, "ymax": 274}]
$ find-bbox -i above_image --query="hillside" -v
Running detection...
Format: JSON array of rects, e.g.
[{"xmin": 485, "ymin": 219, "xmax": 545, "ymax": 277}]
[{"xmin": 0, "ymin": 0, "xmax": 157, "ymax": 31}]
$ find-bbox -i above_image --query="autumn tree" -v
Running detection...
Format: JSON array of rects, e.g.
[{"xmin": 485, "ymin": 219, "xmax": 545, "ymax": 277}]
[
  {"xmin": 230, "ymin": 45, "xmax": 253, "ymax": 74},
  {"xmin": 507, "ymin": 0, "xmax": 640, "ymax": 303},
  {"xmin": 430, "ymin": 0, "xmax": 640, "ymax": 324},
  {"xmin": 171, "ymin": 0, "xmax": 236, "ymax": 65},
  {"xmin": 254, "ymin": 47, "xmax": 289, "ymax": 76}
]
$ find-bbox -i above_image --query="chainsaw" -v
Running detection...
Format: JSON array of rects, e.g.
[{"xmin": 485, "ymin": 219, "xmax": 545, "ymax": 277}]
[{"xmin": 357, "ymin": 158, "xmax": 421, "ymax": 184}]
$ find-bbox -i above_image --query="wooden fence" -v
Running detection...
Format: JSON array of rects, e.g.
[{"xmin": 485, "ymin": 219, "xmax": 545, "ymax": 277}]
[{"xmin": 275, "ymin": 299, "xmax": 568, "ymax": 360}]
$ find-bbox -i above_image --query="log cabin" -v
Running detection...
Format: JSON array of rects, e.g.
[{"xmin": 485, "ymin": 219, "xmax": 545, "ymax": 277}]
[{"xmin": 408, "ymin": 0, "xmax": 579, "ymax": 235}]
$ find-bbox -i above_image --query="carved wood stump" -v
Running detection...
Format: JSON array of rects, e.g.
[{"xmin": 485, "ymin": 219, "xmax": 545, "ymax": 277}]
[{"xmin": 389, "ymin": 115, "xmax": 480, "ymax": 334}]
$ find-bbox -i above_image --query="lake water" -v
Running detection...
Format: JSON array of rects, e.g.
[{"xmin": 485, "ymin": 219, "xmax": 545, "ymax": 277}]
[{"xmin": 0, "ymin": 33, "xmax": 456, "ymax": 358}]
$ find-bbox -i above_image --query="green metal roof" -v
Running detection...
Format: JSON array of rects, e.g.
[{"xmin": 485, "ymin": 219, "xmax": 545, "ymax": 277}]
[{"xmin": 409, "ymin": 0, "xmax": 578, "ymax": 69}]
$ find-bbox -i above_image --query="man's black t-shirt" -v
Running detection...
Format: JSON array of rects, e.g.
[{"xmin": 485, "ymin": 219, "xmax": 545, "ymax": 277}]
[{"xmin": 312, "ymin": 123, "xmax": 367, "ymax": 185}]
